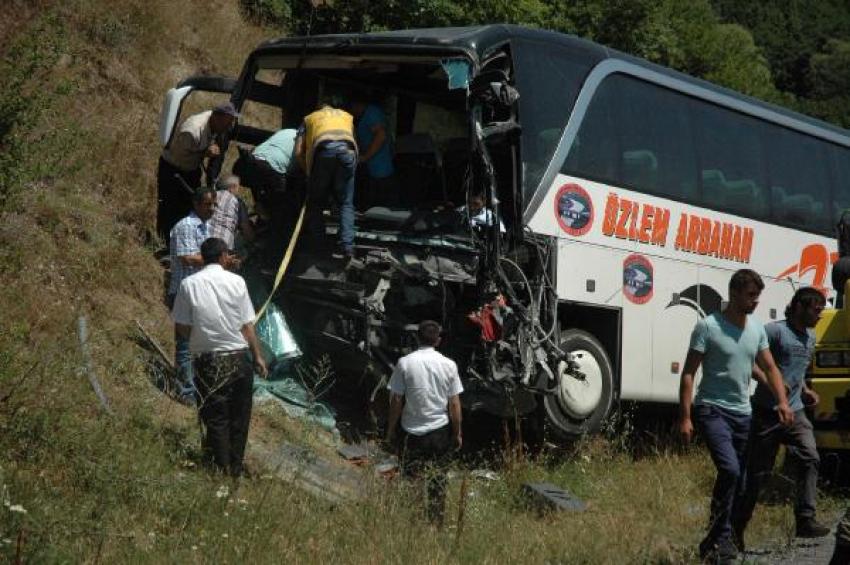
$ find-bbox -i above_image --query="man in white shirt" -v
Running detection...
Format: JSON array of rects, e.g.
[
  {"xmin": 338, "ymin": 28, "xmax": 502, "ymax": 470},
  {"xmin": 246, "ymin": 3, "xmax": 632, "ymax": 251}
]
[
  {"xmin": 172, "ymin": 237, "xmax": 268, "ymax": 477},
  {"xmin": 386, "ymin": 320, "xmax": 463, "ymax": 525}
]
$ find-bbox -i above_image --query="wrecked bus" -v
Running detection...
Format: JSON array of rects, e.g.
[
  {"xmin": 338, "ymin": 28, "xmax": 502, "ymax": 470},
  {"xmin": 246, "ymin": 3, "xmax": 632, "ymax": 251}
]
[{"xmin": 160, "ymin": 25, "xmax": 849, "ymax": 440}]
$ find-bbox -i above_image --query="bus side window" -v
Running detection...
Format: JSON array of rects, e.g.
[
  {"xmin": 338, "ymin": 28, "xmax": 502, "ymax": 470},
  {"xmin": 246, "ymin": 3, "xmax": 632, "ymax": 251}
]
[
  {"xmin": 764, "ymin": 124, "xmax": 831, "ymax": 233},
  {"xmin": 692, "ymin": 102, "xmax": 768, "ymax": 220},
  {"xmin": 562, "ymin": 80, "xmax": 618, "ymax": 183},
  {"xmin": 607, "ymin": 75, "xmax": 697, "ymax": 201},
  {"xmin": 832, "ymin": 146, "xmax": 850, "ymax": 224}
]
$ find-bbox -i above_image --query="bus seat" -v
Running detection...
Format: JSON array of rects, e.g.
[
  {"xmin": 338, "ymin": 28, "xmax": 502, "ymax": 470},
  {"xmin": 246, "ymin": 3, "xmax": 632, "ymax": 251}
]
[
  {"xmin": 772, "ymin": 185, "xmax": 814, "ymax": 225},
  {"xmin": 725, "ymin": 179, "xmax": 765, "ymax": 217},
  {"xmin": 442, "ymin": 137, "xmax": 469, "ymax": 201},
  {"xmin": 622, "ymin": 150, "xmax": 658, "ymax": 189},
  {"xmin": 701, "ymin": 169, "xmax": 727, "ymax": 206},
  {"xmin": 395, "ymin": 133, "xmax": 444, "ymax": 207}
]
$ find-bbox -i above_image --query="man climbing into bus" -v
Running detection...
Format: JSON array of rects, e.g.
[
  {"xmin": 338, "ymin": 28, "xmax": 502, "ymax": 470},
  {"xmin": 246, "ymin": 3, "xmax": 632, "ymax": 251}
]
[
  {"xmin": 678, "ymin": 269, "xmax": 794, "ymax": 564},
  {"xmin": 158, "ymin": 102, "xmax": 239, "ymax": 246},
  {"xmin": 294, "ymin": 104, "xmax": 358, "ymax": 259},
  {"xmin": 731, "ymin": 287, "xmax": 830, "ymax": 549}
]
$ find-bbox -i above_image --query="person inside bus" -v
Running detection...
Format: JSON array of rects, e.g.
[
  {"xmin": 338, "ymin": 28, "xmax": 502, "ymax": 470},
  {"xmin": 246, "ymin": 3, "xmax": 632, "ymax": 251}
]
[
  {"xmin": 457, "ymin": 192, "xmax": 505, "ymax": 234},
  {"xmin": 349, "ymin": 92, "xmax": 398, "ymax": 210}
]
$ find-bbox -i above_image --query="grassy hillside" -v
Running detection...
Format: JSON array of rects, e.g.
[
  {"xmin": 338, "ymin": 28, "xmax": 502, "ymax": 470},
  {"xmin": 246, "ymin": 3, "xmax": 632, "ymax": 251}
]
[{"xmin": 0, "ymin": 1, "xmax": 844, "ymax": 562}]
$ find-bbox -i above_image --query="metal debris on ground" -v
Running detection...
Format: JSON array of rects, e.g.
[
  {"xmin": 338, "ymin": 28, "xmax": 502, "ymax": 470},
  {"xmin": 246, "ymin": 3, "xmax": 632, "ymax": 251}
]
[{"xmin": 522, "ymin": 482, "xmax": 586, "ymax": 514}]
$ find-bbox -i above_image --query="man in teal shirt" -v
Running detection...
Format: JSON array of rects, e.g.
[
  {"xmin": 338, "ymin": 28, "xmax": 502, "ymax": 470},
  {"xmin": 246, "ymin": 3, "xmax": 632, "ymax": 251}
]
[
  {"xmin": 239, "ymin": 128, "xmax": 299, "ymax": 244},
  {"xmin": 678, "ymin": 269, "xmax": 793, "ymax": 564}
]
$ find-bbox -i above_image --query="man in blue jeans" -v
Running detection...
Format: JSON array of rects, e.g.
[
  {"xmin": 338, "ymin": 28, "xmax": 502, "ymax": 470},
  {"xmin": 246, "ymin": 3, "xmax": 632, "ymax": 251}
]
[
  {"xmin": 294, "ymin": 105, "xmax": 358, "ymax": 258},
  {"xmin": 732, "ymin": 287, "xmax": 830, "ymax": 547},
  {"xmin": 678, "ymin": 269, "xmax": 794, "ymax": 563}
]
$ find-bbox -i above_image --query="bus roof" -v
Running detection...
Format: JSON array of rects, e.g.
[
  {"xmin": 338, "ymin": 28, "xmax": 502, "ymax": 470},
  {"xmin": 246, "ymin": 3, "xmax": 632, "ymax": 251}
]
[{"xmin": 252, "ymin": 24, "xmax": 850, "ymax": 141}]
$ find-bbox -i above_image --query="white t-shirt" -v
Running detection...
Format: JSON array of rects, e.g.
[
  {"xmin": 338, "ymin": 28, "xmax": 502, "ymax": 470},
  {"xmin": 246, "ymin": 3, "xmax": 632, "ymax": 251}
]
[
  {"xmin": 387, "ymin": 346, "xmax": 464, "ymax": 435},
  {"xmin": 171, "ymin": 264, "xmax": 256, "ymax": 354}
]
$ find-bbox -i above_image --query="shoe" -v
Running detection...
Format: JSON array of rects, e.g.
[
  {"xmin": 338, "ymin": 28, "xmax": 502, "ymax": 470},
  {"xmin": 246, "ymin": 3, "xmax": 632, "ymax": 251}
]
[
  {"xmin": 731, "ymin": 527, "xmax": 746, "ymax": 553},
  {"xmin": 796, "ymin": 517, "xmax": 830, "ymax": 538},
  {"xmin": 716, "ymin": 537, "xmax": 738, "ymax": 562}
]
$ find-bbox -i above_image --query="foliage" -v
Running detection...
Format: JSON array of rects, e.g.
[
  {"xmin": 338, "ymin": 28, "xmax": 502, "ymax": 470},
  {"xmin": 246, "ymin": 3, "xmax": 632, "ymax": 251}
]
[
  {"xmin": 0, "ymin": 12, "xmax": 72, "ymax": 207},
  {"xmin": 242, "ymin": 0, "xmax": 850, "ymax": 127}
]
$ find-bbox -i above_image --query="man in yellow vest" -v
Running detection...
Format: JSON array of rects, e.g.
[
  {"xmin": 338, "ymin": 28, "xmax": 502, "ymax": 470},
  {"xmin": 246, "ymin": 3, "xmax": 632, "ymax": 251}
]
[{"xmin": 294, "ymin": 105, "xmax": 358, "ymax": 258}]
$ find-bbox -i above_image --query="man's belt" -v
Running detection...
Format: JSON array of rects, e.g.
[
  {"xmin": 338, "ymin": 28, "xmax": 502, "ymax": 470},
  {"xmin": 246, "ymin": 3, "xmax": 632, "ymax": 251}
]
[{"xmin": 195, "ymin": 348, "xmax": 248, "ymax": 362}]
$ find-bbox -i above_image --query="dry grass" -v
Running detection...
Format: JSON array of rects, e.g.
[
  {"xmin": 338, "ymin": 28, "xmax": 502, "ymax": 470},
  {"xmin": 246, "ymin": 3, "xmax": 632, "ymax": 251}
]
[{"xmin": 0, "ymin": 1, "xmax": 846, "ymax": 563}]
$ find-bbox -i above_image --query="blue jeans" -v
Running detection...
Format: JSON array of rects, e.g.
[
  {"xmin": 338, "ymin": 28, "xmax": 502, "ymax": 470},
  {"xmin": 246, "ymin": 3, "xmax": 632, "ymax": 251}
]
[
  {"xmin": 733, "ymin": 408, "xmax": 820, "ymax": 533},
  {"xmin": 694, "ymin": 403, "xmax": 751, "ymax": 548},
  {"xmin": 174, "ymin": 325, "xmax": 196, "ymax": 401},
  {"xmin": 308, "ymin": 142, "xmax": 357, "ymax": 253}
]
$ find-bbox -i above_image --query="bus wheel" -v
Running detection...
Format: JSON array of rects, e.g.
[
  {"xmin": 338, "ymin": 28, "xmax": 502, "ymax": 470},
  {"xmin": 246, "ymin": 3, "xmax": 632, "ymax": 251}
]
[{"xmin": 543, "ymin": 329, "xmax": 614, "ymax": 440}]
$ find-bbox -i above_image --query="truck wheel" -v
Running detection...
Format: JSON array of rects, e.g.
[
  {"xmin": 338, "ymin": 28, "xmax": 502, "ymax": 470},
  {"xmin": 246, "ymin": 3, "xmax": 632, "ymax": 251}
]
[{"xmin": 543, "ymin": 329, "xmax": 614, "ymax": 440}]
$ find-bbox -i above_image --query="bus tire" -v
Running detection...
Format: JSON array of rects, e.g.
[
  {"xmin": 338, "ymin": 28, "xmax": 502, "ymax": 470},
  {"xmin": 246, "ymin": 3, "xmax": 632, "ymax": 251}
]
[{"xmin": 543, "ymin": 329, "xmax": 614, "ymax": 440}]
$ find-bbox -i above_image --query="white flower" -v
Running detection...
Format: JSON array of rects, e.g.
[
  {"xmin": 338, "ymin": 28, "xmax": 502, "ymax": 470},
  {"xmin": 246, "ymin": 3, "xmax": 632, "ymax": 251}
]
[
  {"xmin": 192, "ymin": 546, "xmax": 198, "ymax": 551},
  {"xmin": 222, "ymin": 533, "xmax": 229, "ymax": 539},
  {"xmin": 215, "ymin": 485, "xmax": 229, "ymax": 499},
  {"xmin": 8, "ymin": 505, "xmax": 26, "ymax": 514}
]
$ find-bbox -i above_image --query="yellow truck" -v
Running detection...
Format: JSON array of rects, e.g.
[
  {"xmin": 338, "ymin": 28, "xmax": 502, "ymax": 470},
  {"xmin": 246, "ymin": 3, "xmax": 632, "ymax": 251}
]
[{"xmin": 809, "ymin": 283, "xmax": 850, "ymax": 450}]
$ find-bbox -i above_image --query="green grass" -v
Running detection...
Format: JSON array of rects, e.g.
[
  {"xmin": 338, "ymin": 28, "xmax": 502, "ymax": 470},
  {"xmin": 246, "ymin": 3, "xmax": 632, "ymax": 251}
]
[{"xmin": 0, "ymin": 1, "xmax": 847, "ymax": 563}]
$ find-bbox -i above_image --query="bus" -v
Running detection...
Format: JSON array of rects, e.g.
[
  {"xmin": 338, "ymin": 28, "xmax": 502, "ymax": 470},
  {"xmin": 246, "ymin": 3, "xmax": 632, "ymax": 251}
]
[{"xmin": 159, "ymin": 25, "xmax": 850, "ymax": 441}]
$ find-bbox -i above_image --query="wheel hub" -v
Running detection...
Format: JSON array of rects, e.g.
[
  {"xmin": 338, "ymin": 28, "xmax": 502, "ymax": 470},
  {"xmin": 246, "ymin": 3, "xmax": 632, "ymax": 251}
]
[{"xmin": 556, "ymin": 349, "xmax": 603, "ymax": 419}]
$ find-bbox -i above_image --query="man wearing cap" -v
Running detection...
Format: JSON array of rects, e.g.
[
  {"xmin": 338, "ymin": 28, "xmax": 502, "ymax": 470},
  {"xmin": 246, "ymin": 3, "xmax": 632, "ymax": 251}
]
[
  {"xmin": 158, "ymin": 102, "xmax": 239, "ymax": 246},
  {"xmin": 386, "ymin": 320, "xmax": 463, "ymax": 525},
  {"xmin": 294, "ymin": 105, "xmax": 358, "ymax": 258},
  {"xmin": 209, "ymin": 174, "xmax": 254, "ymax": 253},
  {"xmin": 172, "ymin": 237, "xmax": 268, "ymax": 477},
  {"xmin": 168, "ymin": 187, "xmax": 216, "ymax": 404}
]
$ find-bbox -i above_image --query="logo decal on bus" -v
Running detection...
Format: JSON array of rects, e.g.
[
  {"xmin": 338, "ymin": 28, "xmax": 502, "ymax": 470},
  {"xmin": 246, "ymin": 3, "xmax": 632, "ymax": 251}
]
[
  {"xmin": 623, "ymin": 254, "xmax": 654, "ymax": 305},
  {"xmin": 776, "ymin": 243, "xmax": 839, "ymax": 292},
  {"xmin": 555, "ymin": 183, "xmax": 593, "ymax": 236}
]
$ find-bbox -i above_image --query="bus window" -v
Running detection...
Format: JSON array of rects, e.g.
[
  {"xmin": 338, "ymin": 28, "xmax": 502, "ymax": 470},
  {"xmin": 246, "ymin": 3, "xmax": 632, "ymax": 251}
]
[
  {"xmin": 831, "ymin": 146, "xmax": 850, "ymax": 224},
  {"xmin": 764, "ymin": 124, "xmax": 831, "ymax": 233},
  {"xmin": 692, "ymin": 103, "xmax": 768, "ymax": 220},
  {"xmin": 606, "ymin": 75, "xmax": 698, "ymax": 202},
  {"xmin": 513, "ymin": 40, "xmax": 594, "ymax": 200},
  {"xmin": 561, "ymin": 78, "xmax": 618, "ymax": 184}
]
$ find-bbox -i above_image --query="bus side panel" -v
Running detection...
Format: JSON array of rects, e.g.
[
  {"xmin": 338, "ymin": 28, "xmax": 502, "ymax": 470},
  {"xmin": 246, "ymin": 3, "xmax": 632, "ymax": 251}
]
[
  {"xmin": 650, "ymin": 256, "xmax": 699, "ymax": 402},
  {"xmin": 555, "ymin": 240, "xmax": 656, "ymax": 402}
]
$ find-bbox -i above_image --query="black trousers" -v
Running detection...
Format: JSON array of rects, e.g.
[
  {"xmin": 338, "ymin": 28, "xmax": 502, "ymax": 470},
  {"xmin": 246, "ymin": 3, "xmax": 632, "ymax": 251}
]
[
  {"xmin": 157, "ymin": 157, "xmax": 201, "ymax": 246},
  {"xmin": 194, "ymin": 350, "xmax": 253, "ymax": 477},
  {"xmin": 402, "ymin": 425, "xmax": 453, "ymax": 524}
]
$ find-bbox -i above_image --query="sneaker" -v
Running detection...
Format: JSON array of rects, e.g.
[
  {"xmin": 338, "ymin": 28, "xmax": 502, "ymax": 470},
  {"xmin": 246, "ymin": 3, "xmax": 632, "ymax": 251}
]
[
  {"xmin": 731, "ymin": 528, "xmax": 746, "ymax": 553},
  {"xmin": 796, "ymin": 517, "xmax": 830, "ymax": 538}
]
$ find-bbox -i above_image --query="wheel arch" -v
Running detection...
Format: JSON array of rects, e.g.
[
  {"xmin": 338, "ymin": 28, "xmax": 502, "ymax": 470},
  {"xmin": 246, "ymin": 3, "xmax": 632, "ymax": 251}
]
[{"xmin": 557, "ymin": 300, "xmax": 622, "ymax": 401}]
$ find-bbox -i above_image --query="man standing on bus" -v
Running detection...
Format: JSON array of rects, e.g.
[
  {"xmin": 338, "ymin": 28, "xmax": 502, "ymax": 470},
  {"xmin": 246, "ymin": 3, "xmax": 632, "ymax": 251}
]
[
  {"xmin": 731, "ymin": 287, "xmax": 830, "ymax": 548},
  {"xmin": 294, "ymin": 104, "xmax": 358, "ymax": 259},
  {"xmin": 678, "ymin": 269, "xmax": 794, "ymax": 563}
]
